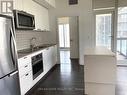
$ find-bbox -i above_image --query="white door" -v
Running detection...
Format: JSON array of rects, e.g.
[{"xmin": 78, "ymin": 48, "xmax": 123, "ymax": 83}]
[
  {"xmin": 96, "ymin": 12, "xmax": 114, "ymax": 51},
  {"xmin": 69, "ymin": 16, "xmax": 79, "ymax": 59}
]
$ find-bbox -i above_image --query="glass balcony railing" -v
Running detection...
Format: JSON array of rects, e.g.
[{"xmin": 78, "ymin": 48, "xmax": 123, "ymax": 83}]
[{"xmin": 117, "ymin": 38, "xmax": 127, "ymax": 57}]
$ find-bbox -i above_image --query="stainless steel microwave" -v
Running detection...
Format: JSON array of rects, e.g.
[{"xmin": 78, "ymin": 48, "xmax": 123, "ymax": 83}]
[{"xmin": 13, "ymin": 10, "xmax": 35, "ymax": 30}]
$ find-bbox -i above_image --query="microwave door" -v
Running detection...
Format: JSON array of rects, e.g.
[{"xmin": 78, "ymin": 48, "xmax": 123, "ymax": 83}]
[
  {"xmin": 13, "ymin": 10, "xmax": 35, "ymax": 30},
  {"xmin": 17, "ymin": 13, "xmax": 35, "ymax": 29},
  {"xmin": 0, "ymin": 16, "xmax": 17, "ymax": 79}
]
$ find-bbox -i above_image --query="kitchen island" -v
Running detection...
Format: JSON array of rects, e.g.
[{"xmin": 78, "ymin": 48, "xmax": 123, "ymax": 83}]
[{"xmin": 84, "ymin": 47, "xmax": 116, "ymax": 95}]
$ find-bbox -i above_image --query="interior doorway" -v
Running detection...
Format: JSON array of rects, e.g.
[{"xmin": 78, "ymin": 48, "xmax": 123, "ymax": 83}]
[{"xmin": 57, "ymin": 16, "xmax": 79, "ymax": 64}]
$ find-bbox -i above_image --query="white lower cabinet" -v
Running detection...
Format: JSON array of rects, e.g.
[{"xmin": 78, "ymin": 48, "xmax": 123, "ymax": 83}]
[
  {"xmin": 43, "ymin": 45, "xmax": 57, "ymax": 72},
  {"xmin": 18, "ymin": 45, "xmax": 57, "ymax": 95},
  {"xmin": 43, "ymin": 47, "xmax": 52, "ymax": 72},
  {"xmin": 19, "ymin": 71, "xmax": 33, "ymax": 95},
  {"xmin": 18, "ymin": 56, "xmax": 33, "ymax": 95}
]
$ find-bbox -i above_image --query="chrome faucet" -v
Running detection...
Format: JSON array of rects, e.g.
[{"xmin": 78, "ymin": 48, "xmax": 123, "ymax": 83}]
[{"xmin": 30, "ymin": 37, "xmax": 36, "ymax": 51}]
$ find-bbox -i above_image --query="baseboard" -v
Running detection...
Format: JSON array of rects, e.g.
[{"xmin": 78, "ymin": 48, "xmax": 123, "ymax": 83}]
[{"xmin": 26, "ymin": 64, "xmax": 59, "ymax": 95}]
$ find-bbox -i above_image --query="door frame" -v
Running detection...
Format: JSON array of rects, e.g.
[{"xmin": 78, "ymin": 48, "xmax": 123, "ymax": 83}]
[
  {"xmin": 94, "ymin": 10, "xmax": 116, "ymax": 52},
  {"xmin": 57, "ymin": 16, "xmax": 79, "ymax": 64}
]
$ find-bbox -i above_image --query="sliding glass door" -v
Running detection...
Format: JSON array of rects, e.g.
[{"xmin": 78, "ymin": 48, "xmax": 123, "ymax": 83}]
[
  {"xmin": 117, "ymin": 7, "xmax": 127, "ymax": 65},
  {"xmin": 96, "ymin": 12, "xmax": 114, "ymax": 51}
]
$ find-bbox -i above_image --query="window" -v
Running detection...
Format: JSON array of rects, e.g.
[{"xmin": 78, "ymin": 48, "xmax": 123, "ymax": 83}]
[
  {"xmin": 59, "ymin": 24, "xmax": 70, "ymax": 48},
  {"xmin": 118, "ymin": 7, "xmax": 127, "ymax": 38},
  {"xmin": 96, "ymin": 14, "xmax": 112, "ymax": 49},
  {"xmin": 117, "ymin": 7, "xmax": 127, "ymax": 57}
]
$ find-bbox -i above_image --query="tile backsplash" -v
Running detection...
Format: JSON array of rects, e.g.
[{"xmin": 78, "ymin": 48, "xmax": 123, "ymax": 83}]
[{"xmin": 16, "ymin": 30, "xmax": 55, "ymax": 50}]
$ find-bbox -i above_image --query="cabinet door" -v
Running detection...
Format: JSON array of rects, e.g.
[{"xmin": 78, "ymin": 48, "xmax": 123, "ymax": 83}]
[
  {"xmin": 13, "ymin": 0, "xmax": 23, "ymax": 10},
  {"xmin": 43, "ymin": 47, "xmax": 52, "ymax": 72},
  {"xmin": 23, "ymin": 0, "xmax": 49, "ymax": 30},
  {"xmin": 51, "ymin": 45, "xmax": 57, "ymax": 66},
  {"xmin": 19, "ymin": 71, "xmax": 33, "ymax": 95},
  {"xmin": 43, "ymin": 46, "xmax": 57, "ymax": 73},
  {"xmin": 48, "ymin": 0, "xmax": 56, "ymax": 7}
]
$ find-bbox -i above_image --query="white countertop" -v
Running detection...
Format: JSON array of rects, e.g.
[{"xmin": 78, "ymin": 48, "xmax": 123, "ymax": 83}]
[{"xmin": 84, "ymin": 46, "xmax": 116, "ymax": 56}]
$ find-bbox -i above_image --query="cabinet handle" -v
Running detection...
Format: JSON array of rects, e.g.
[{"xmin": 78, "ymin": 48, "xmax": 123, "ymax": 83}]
[
  {"xmin": 25, "ymin": 65, "xmax": 28, "ymax": 68},
  {"xmin": 25, "ymin": 73, "xmax": 29, "ymax": 76},
  {"xmin": 46, "ymin": 48, "xmax": 49, "ymax": 50},
  {"xmin": 8, "ymin": 71, "xmax": 18, "ymax": 77},
  {"xmin": 24, "ymin": 57, "xmax": 27, "ymax": 59}
]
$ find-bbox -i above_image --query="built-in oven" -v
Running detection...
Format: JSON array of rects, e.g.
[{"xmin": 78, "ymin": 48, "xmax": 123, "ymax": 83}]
[{"xmin": 32, "ymin": 53, "xmax": 43, "ymax": 80}]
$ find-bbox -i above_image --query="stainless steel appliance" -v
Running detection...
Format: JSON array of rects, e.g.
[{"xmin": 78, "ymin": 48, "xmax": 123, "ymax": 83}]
[
  {"xmin": 32, "ymin": 53, "xmax": 43, "ymax": 79},
  {"xmin": 0, "ymin": 14, "xmax": 20, "ymax": 95},
  {"xmin": 13, "ymin": 10, "xmax": 35, "ymax": 30}
]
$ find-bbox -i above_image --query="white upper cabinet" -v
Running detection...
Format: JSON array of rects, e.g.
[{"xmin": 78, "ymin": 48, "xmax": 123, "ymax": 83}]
[
  {"xmin": 13, "ymin": 0, "xmax": 23, "ymax": 10},
  {"xmin": 33, "ymin": 0, "xmax": 56, "ymax": 9},
  {"xmin": 46, "ymin": 0, "xmax": 56, "ymax": 8}
]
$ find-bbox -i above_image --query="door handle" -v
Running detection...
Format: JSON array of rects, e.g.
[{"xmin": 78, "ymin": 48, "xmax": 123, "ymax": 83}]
[
  {"xmin": 108, "ymin": 36, "xmax": 113, "ymax": 38},
  {"xmin": 10, "ymin": 28, "xmax": 18, "ymax": 68},
  {"xmin": 46, "ymin": 47, "xmax": 49, "ymax": 50},
  {"xmin": 25, "ymin": 73, "xmax": 29, "ymax": 76},
  {"xmin": 8, "ymin": 71, "xmax": 18, "ymax": 77},
  {"xmin": 25, "ymin": 65, "xmax": 28, "ymax": 68},
  {"xmin": 70, "ymin": 39, "xmax": 73, "ymax": 42},
  {"xmin": 10, "ymin": 29, "xmax": 15, "ymax": 67}
]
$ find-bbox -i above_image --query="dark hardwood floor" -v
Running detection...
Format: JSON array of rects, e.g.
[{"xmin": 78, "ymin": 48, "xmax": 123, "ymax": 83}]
[
  {"xmin": 26, "ymin": 50, "xmax": 127, "ymax": 95},
  {"xmin": 27, "ymin": 59, "xmax": 84, "ymax": 95}
]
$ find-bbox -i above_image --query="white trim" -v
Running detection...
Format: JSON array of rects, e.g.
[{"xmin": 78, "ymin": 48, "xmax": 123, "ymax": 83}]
[{"xmin": 93, "ymin": 7, "xmax": 115, "ymax": 11}]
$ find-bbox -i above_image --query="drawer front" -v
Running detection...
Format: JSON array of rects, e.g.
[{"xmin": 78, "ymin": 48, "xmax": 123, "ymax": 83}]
[
  {"xmin": 19, "ymin": 62, "xmax": 32, "ymax": 77},
  {"xmin": 19, "ymin": 71, "xmax": 33, "ymax": 95},
  {"xmin": 18, "ymin": 56, "xmax": 31, "ymax": 68}
]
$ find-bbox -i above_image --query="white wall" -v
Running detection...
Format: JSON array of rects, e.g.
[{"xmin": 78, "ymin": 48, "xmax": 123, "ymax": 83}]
[
  {"xmin": 49, "ymin": 0, "xmax": 94, "ymax": 65},
  {"xmin": 58, "ymin": 17, "xmax": 69, "ymax": 24}
]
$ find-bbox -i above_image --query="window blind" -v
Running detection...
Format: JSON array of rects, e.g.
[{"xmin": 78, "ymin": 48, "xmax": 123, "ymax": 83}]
[
  {"xmin": 118, "ymin": 0, "xmax": 127, "ymax": 7},
  {"xmin": 93, "ymin": 0, "xmax": 115, "ymax": 10}
]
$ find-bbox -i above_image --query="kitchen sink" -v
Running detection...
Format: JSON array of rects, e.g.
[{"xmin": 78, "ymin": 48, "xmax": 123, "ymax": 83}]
[
  {"xmin": 18, "ymin": 44, "xmax": 56, "ymax": 54},
  {"xmin": 17, "ymin": 44, "xmax": 56, "ymax": 58},
  {"xmin": 18, "ymin": 45, "xmax": 48, "ymax": 54},
  {"xmin": 18, "ymin": 49, "xmax": 33, "ymax": 54}
]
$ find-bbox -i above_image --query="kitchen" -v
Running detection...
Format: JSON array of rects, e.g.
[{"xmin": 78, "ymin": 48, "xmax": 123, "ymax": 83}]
[
  {"xmin": 0, "ymin": 0, "xmax": 57, "ymax": 95},
  {"xmin": 0, "ymin": 0, "xmax": 127, "ymax": 95}
]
